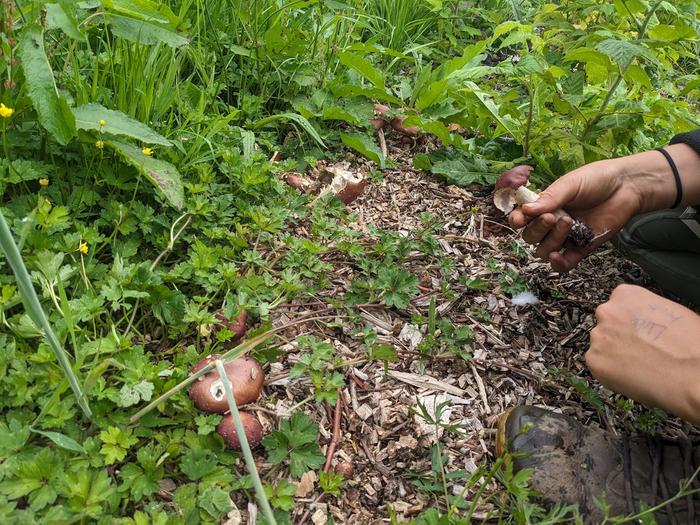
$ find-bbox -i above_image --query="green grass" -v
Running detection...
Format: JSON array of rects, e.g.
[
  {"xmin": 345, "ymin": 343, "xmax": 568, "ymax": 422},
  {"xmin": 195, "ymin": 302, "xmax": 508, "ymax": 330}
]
[{"xmin": 1, "ymin": 0, "xmax": 699, "ymax": 522}]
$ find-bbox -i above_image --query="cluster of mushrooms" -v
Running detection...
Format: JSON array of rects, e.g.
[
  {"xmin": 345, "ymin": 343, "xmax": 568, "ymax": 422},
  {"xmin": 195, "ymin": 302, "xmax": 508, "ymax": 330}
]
[{"xmin": 188, "ymin": 310, "xmax": 266, "ymax": 450}]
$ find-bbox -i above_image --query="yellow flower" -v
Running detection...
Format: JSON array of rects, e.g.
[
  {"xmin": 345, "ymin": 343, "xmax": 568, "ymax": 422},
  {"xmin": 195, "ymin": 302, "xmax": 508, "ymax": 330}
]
[
  {"xmin": 142, "ymin": 147, "xmax": 153, "ymax": 156},
  {"xmin": 95, "ymin": 140, "xmax": 104, "ymax": 149},
  {"xmin": 0, "ymin": 103, "xmax": 13, "ymax": 118},
  {"xmin": 98, "ymin": 119, "xmax": 106, "ymax": 127},
  {"xmin": 39, "ymin": 178, "xmax": 49, "ymax": 187},
  {"xmin": 79, "ymin": 242, "xmax": 88, "ymax": 255}
]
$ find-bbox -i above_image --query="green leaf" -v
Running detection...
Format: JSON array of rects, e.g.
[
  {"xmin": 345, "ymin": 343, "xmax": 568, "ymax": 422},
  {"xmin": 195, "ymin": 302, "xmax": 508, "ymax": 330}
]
[
  {"xmin": 45, "ymin": 3, "xmax": 85, "ymax": 41},
  {"xmin": 430, "ymin": 158, "xmax": 493, "ymax": 186},
  {"xmin": 649, "ymin": 22, "xmax": 695, "ymax": 42},
  {"xmin": 118, "ymin": 380, "xmax": 154, "ymax": 407},
  {"xmin": 103, "ymin": 13, "xmax": 189, "ymax": 48},
  {"xmin": 338, "ymin": 52, "xmax": 385, "ymax": 88},
  {"xmin": 32, "ymin": 429, "xmax": 85, "ymax": 454},
  {"xmin": 17, "ymin": 25, "xmax": 76, "ymax": 145},
  {"xmin": 101, "ymin": 0, "xmax": 179, "ymax": 26},
  {"xmin": 595, "ymin": 39, "xmax": 652, "ymax": 70},
  {"xmin": 106, "ymin": 140, "xmax": 184, "ymax": 209},
  {"xmin": 263, "ymin": 413, "xmax": 324, "ymax": 478},
  {"xmin": 73, "ymin": 104, "xmax": 171, "ymax": 146},
  {"xmin": 340, "ymin": 132, "xmax": 384, "ymax": 168},
  {"xmin": 253, "ymin": 112, "xmax": 325, "ymax": 148}
]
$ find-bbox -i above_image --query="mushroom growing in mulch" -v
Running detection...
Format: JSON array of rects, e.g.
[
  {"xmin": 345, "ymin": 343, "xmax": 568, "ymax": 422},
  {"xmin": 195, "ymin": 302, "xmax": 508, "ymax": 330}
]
[
  {"xmin": 493, "ymin": 165, "xmax": 595, "ymax": 247},
  {"xmin": 188, "ymin": 354, "xmax": 264, "ymax": 413},
  {"xmin": 216, "ymin": 411, "xmax": 264, "ymax": 450},
  {"xmin": 213, "ymin": 309, "xmax": 248, "ymax": 343}
]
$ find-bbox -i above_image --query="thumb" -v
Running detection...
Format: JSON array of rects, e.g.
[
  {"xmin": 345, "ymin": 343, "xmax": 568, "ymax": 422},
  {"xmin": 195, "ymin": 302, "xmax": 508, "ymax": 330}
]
[{"xmin": 521, "ymin": 177, "xmax": 580, "ymax": 217}]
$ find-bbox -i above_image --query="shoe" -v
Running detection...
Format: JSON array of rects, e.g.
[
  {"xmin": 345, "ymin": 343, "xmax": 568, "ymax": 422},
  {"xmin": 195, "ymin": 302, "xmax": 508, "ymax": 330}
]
[{"xmin": 496, "ymin": 405, "xmax": 700, "ymax": 524}]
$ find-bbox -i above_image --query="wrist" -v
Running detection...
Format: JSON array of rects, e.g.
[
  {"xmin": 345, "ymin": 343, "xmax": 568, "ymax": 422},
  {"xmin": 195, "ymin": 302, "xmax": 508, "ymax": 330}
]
[{"xmin": 616, "ymin": 144, "xmax": 700, "ymax": 214}]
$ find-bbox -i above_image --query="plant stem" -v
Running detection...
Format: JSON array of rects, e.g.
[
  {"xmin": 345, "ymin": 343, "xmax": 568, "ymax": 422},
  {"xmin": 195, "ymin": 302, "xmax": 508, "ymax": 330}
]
[
  {"xmin": 522, "ymin": 81, "xmax": 534, "ymax": 158},
  {"xmin": 215, "ymin": 359, "xmax": 277, "ymax": 525},
  {"xmin": 579, "ymin": 0, "xmax": 661, "ymax": 141},
  {"xmin": 0, "ymin": 210, "xmax": 92, "ymax": 419}
]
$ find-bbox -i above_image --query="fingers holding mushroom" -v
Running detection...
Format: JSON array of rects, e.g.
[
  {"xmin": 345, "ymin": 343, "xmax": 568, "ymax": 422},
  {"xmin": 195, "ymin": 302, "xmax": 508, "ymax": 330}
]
[{"xmin": 493, "ymin": 165, "xmax": 594, "ymax": 248}]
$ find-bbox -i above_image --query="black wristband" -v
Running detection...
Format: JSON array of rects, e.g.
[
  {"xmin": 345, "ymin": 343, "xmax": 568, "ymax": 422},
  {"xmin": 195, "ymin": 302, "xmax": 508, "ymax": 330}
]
[{"xmin": 655, "ymin": 147, "xmax": 683, "ymax": 208}]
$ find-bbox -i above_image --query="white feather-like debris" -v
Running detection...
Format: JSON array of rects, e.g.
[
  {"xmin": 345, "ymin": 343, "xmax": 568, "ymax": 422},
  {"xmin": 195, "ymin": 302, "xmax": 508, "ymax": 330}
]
[{"xmin": 511, "ymin": 290, "xmax": 540, "ymax": 306}]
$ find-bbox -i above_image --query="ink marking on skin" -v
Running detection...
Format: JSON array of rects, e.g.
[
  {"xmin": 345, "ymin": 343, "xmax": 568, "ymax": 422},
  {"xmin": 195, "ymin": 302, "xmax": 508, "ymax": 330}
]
[
  {"xmin": 633, "ymin": 318, "xmax": 669, "ymax": 341},
  {"xmin": 647, "ymin": 303, "xmax": 682, "ymax": 322}
]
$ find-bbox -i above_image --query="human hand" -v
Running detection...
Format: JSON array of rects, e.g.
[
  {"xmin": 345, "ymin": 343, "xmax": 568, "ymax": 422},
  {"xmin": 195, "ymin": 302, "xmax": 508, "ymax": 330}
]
[
  {"xmin": 510, "ymin": 144, "xmax": 700, "ymax": 272},
  {"xmin": 509, "ymin": 158, "xmax": 642, "ymax": 272},
  {"xmin": 586, "ymin": 284, "xmax": 700, "ymax": 425}
]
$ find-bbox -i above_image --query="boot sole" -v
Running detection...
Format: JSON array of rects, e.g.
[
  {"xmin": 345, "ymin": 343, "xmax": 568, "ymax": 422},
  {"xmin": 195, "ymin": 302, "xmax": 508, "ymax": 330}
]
[{"xmin": 495, "ymin": 406, "xmax": 515, "ymax": 458}]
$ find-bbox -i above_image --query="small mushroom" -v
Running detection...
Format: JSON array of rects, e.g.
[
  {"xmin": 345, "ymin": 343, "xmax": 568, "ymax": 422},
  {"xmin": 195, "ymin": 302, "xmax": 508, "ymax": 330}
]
[
  {"xmin": 216, "ymin": 411, "xmax": 264, "ymax": 450},
  {"xmin": 369, "ymin": 103, "xmax": 390, "ymax": 130},
  {"xmin": 213, "ymin": 309, "xmax": 248, "ymax": 343},
  {"xmin": 493, "ymin": 165, "xmax": 594, "ymax": 247},
  {"xmin": 188, "ymin": 355, "xmax": 264, "ymax": 413},
  {"xmin": 390, "ymin": 115, "xmax": 420, "ymax": 136}
]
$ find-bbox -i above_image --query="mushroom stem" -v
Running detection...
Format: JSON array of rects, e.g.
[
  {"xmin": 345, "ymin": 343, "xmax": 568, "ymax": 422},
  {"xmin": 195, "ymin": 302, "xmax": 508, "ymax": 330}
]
[
  {"xmin": 214, "ymin": 360, "xmax": 277, "ymax": 525},
  {"xmin": 512, "ymin": 186, "xmax": 567, "ymax": 219}
]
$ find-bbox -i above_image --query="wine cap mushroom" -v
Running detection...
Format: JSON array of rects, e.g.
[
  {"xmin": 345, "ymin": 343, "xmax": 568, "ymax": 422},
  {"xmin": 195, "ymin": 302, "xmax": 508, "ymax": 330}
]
[
  {"xmin": 493, "ymin": 165, "xmax": 540, "ymax": 215},
  {"xmin": 493, "ymin": 165, "xmax": 596, "ymax": 247},
  {"xmin": 213, "ymin": 309, "xmax": 248, "ymax": 343},
  {"xmin": 216, "ymin": 411, "xmax": 264, "ymax": 450},
  {"xmin": 189, "ymin": 355, "xmax": 264, "ymax": 413}
]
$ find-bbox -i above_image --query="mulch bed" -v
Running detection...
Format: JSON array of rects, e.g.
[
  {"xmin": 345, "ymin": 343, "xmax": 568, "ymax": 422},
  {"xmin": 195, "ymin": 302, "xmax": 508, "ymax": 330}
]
[{"xmin": 229, "ymin": 137, "xmax": 698, "ymax": 524}]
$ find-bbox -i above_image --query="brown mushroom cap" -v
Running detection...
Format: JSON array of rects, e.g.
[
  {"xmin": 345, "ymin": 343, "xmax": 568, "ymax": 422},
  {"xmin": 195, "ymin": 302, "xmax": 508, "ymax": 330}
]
[
  {"xmin": 390, "ymin": 115, "xmax": 420, "ymax": 136},
  {"xmin": 213, "ymin": 309, "xmax": 248, "ymax": 343},
  {"xmin": 494, "ymin": 165, "xmax": 533, "ymax": 190},
  {"xmin": 216, "ymin": 411, "xmax": 264, "ymax": 450},
  {"xmin": 188, "ymin": 356, "xmax": 264, "ymax": 413}
]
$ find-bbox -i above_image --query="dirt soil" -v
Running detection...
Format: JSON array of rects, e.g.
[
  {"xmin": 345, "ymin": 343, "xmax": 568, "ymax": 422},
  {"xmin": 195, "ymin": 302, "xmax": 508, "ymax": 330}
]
[{"xmin": 234, "ymin": 137, "xmax": 699, "ymax": 524}]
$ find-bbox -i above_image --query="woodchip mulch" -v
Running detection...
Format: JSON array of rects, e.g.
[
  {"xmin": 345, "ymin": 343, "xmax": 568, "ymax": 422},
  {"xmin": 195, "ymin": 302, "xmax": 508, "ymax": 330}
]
[{"xmin": 229, "ymin": 137, "xmax": 698, "ymax": 525}]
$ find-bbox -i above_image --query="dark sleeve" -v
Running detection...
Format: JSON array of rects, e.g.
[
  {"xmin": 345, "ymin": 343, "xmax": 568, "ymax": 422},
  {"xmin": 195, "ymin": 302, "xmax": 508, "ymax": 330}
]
[{"xmin": 670, "ymin": 129, "xmax": 700, "ymax": 157}]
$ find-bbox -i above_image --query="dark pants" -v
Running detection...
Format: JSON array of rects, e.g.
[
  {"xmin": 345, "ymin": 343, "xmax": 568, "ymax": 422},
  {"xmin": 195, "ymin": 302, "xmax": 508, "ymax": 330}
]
[{"xmin": 614, "ymin": 208, "xmax": 700, "ymax": 308}]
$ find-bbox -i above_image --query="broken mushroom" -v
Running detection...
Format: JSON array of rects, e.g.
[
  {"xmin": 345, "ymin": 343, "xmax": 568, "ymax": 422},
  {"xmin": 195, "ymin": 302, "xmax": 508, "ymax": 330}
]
[
  {"xmin": 317, "ymin": 164, "xmax": 367, "ymax": 204},
  {"xmin": 188, "ymin": 355, "xmax": 265, "ymax": 413},
  {"xmin": 493, "ymin": 165, "xmax": 594, "ymax": 247},
  {"xmin": 216, "ymin": 411, "xmax": 264, "ymax": 450}
]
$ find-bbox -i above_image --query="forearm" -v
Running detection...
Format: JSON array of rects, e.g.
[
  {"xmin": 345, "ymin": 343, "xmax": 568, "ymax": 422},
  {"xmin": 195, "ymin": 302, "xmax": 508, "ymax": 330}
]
[{"xmin": 614, "ymin": 143, "xmax": 700, "ymax": 214}]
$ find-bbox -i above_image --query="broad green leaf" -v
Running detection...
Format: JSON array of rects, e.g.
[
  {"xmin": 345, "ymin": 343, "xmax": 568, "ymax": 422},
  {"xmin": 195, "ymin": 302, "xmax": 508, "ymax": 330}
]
[
  {"xmin": 73, "ymin": 104, "xmax": 171, "ymax": 146},
  {"xmin": 31, "ymin": 429, "xmax": 85, "ymax": 454},
  {"xmin": 431, "ymin": 159, "xmax": 493, "ymax": 186},
  {"xmin": 104, "ymin": 13, "xmax": 189, "ymax": 48},
  {"xmin": 106, "ymin": 140, "xmax": 184, "ymax": 209},
  {"xmin": 649, "ymin": 23, "xmax": 695, "ymax": 42},
  {"xmin": 17, "ymin": 25, "xmax": 76, "ymax": 145},
  {"xmin": 463, "ymin": 81, "xmax": 522, "ymax": 141},
  {"xmin": 101, "ymin": 0, "xmax": 179, "ymax": 26},
  {"xmin": 624, "ymin": 64, "xmax": 651, "ymax": 89},
  {"xmin": 595, "ymin": 39, "xmax": 652, "ymax": 70},
  {"xmin": 340, "ymin": 132, "xmax": 384, "ymax": 168},
  {"xmin": 563, "ymin": 47, "xmax": 611, "ymax": 67},
  {"xmin": 415, "ymin": 79, "xmax": 448, "ymax": 112},
  {"xmin": 45, "ymin": 3, "xmax": 85, "ymax": 41},
  {"xmin": 338, "ymin": 52, "xmax": 385, "ymax": 88}
]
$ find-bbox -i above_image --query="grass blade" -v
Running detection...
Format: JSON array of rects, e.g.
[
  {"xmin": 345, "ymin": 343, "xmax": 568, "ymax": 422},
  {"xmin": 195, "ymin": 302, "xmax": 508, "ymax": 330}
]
[
  {"xmin": 215, "ymin": 359, "xmax": 277, "ymax": 525},
  {"xmin": 0, "ymin": 210, "xmax": 92, "ymax": 419}
]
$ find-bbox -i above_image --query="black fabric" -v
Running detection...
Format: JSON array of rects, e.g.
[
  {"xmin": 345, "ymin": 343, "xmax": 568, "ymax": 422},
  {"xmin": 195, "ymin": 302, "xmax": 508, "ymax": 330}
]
[{"xmin": 670, "ymin": 129, "xmax": 700, "ymax": 158}]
